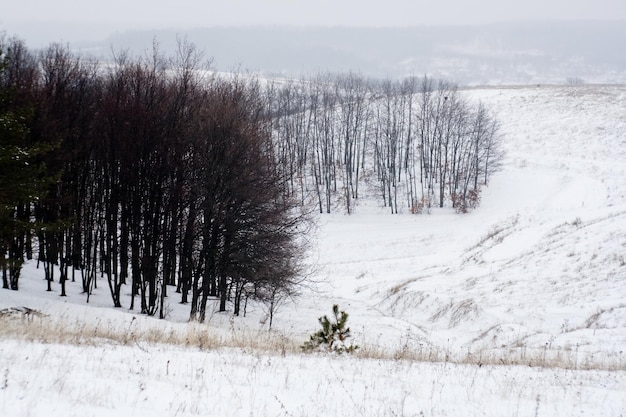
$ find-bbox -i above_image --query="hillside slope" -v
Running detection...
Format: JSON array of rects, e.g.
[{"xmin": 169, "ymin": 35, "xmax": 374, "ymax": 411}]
[
  {"xmin": 295, "ymin": 84, "xmax": 626, "ymax": 367},
  {"xmin": 1, "ymin": 84, "xmax": 625, "ymax": 417},
  {"xmin": 2, "ymin": 84, "xmax": 625, "ymax": 365}
]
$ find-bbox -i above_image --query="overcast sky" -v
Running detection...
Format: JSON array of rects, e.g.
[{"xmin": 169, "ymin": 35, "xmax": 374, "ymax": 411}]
[{"xmin": 2, "ymin": 0, "xmax": 626, "ymax": 46}]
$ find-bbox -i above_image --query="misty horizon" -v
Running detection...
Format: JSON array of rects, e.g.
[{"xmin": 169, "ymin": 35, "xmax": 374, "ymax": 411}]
[{"xmin": 3, "ymin": 19, "xmax": 626, "ymax": 85}]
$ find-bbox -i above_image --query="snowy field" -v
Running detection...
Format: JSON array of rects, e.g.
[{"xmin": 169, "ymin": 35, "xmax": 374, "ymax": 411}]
[{"xmin": 1, "ymin": 84, "xmax": 626, "ymax": 416}]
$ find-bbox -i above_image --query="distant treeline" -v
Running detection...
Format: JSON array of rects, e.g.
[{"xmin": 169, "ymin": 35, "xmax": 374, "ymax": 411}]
[
  {"xmin": 0, "ymin": 36, "xmax": 502, "ymax": 320},
  {"xmin": 102, "ymin": 22, "xmax": 626, "ymax": 83}
]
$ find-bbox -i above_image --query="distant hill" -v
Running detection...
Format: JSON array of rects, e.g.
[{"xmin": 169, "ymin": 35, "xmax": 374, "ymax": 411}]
[{"xmin": 79, "ymin": 21, "xmax": 626, "ymax": 85}]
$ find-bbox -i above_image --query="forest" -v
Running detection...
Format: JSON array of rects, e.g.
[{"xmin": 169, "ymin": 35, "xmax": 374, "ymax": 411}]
[{"xmin": 0, "ymin": 36, "xmax": 502, "ymax": 320}]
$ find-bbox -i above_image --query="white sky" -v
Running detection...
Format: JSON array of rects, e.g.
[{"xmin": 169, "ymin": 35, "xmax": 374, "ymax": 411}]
[{"xmin": 2, "ymin": 0, "xmax": 626, "ymax": 45}]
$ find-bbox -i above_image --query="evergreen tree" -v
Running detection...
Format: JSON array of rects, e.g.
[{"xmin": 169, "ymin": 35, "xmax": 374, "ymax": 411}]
[
  {"xmin": 302, "ymin": 305, "xmax": 359, "ymax": 354},
  {"xmin": 0, "ymin": 42, "xmax": 54, "ymax": 290}
]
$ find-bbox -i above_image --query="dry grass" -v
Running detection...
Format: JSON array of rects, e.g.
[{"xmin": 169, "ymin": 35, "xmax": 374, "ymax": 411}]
[
  {"xmin": 358, "ymin": 341, "xmax": 625, "ymax": 372},
  {"xmin": 0, "ymin": 311, "xmax": 297, "ymax": 355},
  {"xmin": 1, "ymin": 311, "xmax": 623, "ymax": 372}
]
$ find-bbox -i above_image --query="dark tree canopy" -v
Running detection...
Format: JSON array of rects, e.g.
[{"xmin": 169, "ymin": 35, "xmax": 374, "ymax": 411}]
[{"xmin": 0, "ymin": 37, "xmax": 308, "ymax": 320}]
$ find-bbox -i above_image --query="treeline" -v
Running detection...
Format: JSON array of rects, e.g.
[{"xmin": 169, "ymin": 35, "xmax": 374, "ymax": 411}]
[
  {"xmin": 0, "ymin": 36, "xmax": 502, "ymax": 319},
  {"xmin": 0, "ymin": 37, "xmax": 306, "ymax": 321},
  {"xmin": 268, "ymin": 74, "xmax": 503, "ymax": 215}
]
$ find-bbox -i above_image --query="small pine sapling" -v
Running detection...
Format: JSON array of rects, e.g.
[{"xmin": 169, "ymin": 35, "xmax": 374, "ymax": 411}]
[{"xmin": 302, "ymin": 304, "xmax": 359, "ymax": 354}]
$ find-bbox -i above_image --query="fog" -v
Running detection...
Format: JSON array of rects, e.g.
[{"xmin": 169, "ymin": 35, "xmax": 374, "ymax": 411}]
[
  {"xmin": 89, "ymin": 22, "xmax": 626, "ymax": 85},
  {"xmin": 3, "ymin": 0, "xmax": 626, "ymax": 46},
  {"xmin": 2, "ymin": 1, "xmax": 626, "ymax": 85}
]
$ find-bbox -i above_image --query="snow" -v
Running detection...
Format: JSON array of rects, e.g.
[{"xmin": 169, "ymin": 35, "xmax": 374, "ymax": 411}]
[
  {"xmin": 1, "ymin": 339, "xmax": 623, "ymax": 417},
  {"xmin": 1, "ymin": 84, "xmax": 626, "ymax": 416}
]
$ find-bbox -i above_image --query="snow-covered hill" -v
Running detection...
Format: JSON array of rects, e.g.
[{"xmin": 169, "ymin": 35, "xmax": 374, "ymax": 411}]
[
  {"xmin": 288, "ymin": 84, "xmax": 626, "ymax": 366},
  {"xmin": 1, "ymin": 84, "xmax": 625, "ymax": 416}
]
